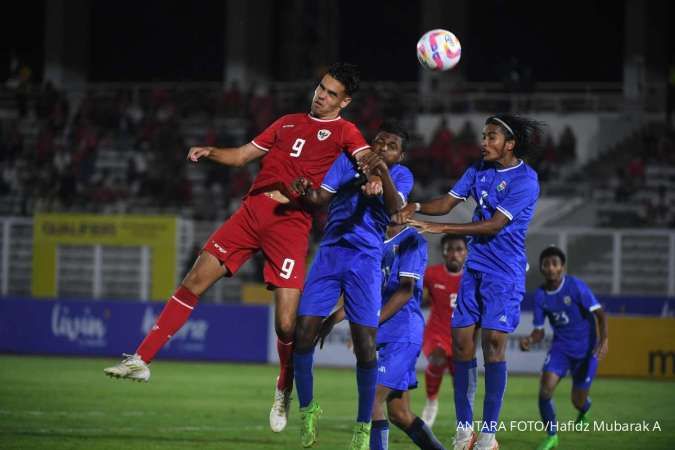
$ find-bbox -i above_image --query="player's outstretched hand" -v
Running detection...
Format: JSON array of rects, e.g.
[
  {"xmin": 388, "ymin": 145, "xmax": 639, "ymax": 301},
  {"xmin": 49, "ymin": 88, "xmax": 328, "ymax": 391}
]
[
  {"xmin": 188, "ymin": 146, "xmax": 212, "ymax": 162},
  {"xmin": 315, "ymin": 311, "xmax": 340, "ymax": 349},
  {"xmin": 392, "ymin": 203, "xmax": 416, "ymax": 224},
  {"xmin": 407, "ymin": 218, "xmax": 443, "ymax": 234},
  {"xmin": 594, "ymin": 338, "xmax": 608, "ymax": 360},
  {"xmin": 290, "ymin": 177, "xmax": 312, "ymax": 196},
  {"xmin": 519, "ymin": 337, "xmax": 531, "ymax": 351},
  {"xmin": 362, "ymin": 175, "xmax": 383, "ymax": 196}
]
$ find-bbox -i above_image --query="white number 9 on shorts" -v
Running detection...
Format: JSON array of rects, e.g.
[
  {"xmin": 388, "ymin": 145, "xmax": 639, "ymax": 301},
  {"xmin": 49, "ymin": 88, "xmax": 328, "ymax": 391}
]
[{"xmin": 280, "ymin": 258, "xmax": 296, "ymax": 279}]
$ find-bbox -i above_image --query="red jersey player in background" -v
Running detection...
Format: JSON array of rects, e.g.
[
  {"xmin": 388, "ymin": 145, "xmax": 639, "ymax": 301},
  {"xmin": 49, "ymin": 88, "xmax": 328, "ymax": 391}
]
[
  {"xmin": 104, "ymin": 63, "xmax": 376, "ymax": 434},
  {"xmin": 420, "ymin": 234, "xmax": 468, "ymax": 428}
]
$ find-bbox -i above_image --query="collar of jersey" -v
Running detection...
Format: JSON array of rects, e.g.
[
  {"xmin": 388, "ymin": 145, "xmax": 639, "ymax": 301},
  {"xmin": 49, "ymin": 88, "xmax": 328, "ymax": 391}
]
[
  {"xmin": 496, "ymin": 160, "xmax": 523, "ymax": 172},
  {"xmin": 545, "ymin": 275, "xmax": 566, "ymax": 295},
  {"xmin": 307, "ymin": 113, "xmax": 342, "ymax": 122}
]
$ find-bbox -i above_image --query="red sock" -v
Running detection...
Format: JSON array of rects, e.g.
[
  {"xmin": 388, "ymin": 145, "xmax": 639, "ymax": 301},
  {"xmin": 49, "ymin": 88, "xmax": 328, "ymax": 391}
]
[
  {"xmin": 425, "ymin": 363, "xmax": 446, "ymax": 400},
  {"xmin": 276, "ymin": 338, "xmax": 294, "ymax": 392},
  {"xmin": 135, "ymin": 286, "xmax": 198, "ymax": 363}
]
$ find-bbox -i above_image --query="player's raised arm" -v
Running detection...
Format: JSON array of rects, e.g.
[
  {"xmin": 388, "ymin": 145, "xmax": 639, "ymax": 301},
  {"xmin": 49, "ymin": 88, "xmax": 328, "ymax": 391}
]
[
  {"xmin": 408, "ymin": 210, "xmax": 510, "ymax": 236},
  {"xmin": 372, "ymin": 160, "xmax": 403, "ymax": 215},
  {"xmin": 187, "ymin": 142, "xmax": 266, "ymax": 168},
  {"xmin": 394, "ymin": 195, "xmax": 463, "ymax": 224}
]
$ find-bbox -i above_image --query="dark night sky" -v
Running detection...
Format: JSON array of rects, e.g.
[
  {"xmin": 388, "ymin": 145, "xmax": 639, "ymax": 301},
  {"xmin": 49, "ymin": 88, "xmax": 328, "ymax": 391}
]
[{"xmin": 2, "ymin": 0, "xmax": 668, "ymax": 84}]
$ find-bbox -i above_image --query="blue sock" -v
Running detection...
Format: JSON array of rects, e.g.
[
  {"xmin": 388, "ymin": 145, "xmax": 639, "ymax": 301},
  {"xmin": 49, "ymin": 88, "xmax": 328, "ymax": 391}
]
[
  {"xmin": 482, "ymin": 361, "xmax": 507, "ymax": 433},
  {"xmin": 404, "ymin": 417, "xmax": 445, "ymax": 449},
  {"xmin": 356, "ymin": 360, "xmax": 377, "ymax": 423},
  {"xmin": 538, "ymin": 397, "xmax": 558, "ymax": 436},
  {"xmin": 293, "ymin": 349, "xmax": 315, "ymax": 408},
  {"xmin": 453, "ymin": 358, "xmax": 478, "ymax": 429},
  {"xmin": 579, "ymin": 397, "xmax": 592, "ymax": 414},
  {"xmin": 370, "ymin": 419, "xmax": 389, "ymax": 450}
]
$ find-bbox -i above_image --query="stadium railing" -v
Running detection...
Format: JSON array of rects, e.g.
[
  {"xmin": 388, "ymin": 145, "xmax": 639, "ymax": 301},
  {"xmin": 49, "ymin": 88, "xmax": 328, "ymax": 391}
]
[{"xmin": 2, "ymin": 216, "xmax": 673, "ymax": 300}]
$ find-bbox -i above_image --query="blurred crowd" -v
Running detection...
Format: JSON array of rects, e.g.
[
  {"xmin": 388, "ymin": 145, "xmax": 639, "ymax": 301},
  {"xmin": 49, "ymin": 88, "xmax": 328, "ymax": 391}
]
[
  {"xmin": 583, "ymin": 123, "xmax": 675, "ymax": 228},
  {"xmin": 7, "ymin": 80, "xmax": 672, "ymax": 230}
]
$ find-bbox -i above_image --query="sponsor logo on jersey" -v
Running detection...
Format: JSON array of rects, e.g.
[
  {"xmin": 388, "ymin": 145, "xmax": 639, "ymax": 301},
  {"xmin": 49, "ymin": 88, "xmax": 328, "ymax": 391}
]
[
  {"xmin": 317, "ymin": 129, "xmax": 331, "ymax": 141},
  {"xmin": 213, "ymin": 242, "xmax": 227, "ymax": 254},
  {"xmin": 499, "ymin": 315, "xmax": 508, "ymax": 323},
  {"xmin": 282, "ymin": 124, "xmax": 295, "ymax": 128},
  {"xmin": 497, "ymin": 180, "xmax": 507, "ymax": 191},
  {"xmin": 480, "ymin": 176, "xmax": 487, "ymax": 182},
  {"xmin": 433, "ymin": 283, "xmax": 447, "ymax": 290}
]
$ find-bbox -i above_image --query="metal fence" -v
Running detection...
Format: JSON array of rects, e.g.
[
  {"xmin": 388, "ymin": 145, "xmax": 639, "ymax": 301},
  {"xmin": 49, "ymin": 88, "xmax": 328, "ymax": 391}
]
[
  {"xmin": 526, "ymin": 228, "xmax": 675, "ymax": 296},
  {"xmin": 1, "ymin": 217, "xmax": 673, "ymax": 300}
]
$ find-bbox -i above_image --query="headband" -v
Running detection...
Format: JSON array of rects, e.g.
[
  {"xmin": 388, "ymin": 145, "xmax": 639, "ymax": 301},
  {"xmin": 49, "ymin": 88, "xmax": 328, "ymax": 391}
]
[{"xmin": 490, "ymin": 117, "xmax": 514, "ymax": 136}]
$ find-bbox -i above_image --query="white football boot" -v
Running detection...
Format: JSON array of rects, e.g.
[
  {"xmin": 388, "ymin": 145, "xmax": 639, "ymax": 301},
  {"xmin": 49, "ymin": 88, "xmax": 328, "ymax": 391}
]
[
  {"xmin": 452, "ymin": 429, "xmax": 477, "ymax": 450},
  {"xmin": 104, "ymin": 353, "xmax": 150, "ymax": 382},
  {"xmin": 269, "ymin": 379, "xmax": 292, "ymax": 432},
  {"xmin": 421, "ymin": 398, "xmax": 439, "ymax": 427}
]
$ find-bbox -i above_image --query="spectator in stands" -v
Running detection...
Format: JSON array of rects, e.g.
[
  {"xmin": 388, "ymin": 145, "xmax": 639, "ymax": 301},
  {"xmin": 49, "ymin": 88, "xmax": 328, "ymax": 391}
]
[
  {"xmin": 223, "ymin": 80, "xmax": 244, "ymax": 116},
  {"xmin": 609, "ymin": 168, "xmax": 632, "ymax": 203},
  {"xmin": 558, "ymin": 126, "xmax": 577, "ymax": 164}
]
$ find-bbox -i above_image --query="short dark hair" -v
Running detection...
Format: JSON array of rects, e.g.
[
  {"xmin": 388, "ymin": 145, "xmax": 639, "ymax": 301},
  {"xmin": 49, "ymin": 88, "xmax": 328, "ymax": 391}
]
[
  {"xmin": 441, "ymin": 234, "xmax": 467, "ymax": 248},
  {"xmin": 379, "ymin": 120, "xmax": 409, "ymax": 145},
  {"xmin": 327, "ymin": 62, "xmax": 360, "ymax": 96},
  {"xmin": 485, "ymin": 114, "xmax": 546, "ymax": 158},
  {"xmin": 539, "ymin": 246, "xmax": 566, "ymax": 266}
]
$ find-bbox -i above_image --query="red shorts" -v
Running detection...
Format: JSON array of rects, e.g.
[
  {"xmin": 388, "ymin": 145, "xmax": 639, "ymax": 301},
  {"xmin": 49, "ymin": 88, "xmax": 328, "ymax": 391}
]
[
  {"xmin": 422, "ymin": 325, "xmax": 453, "ymax": 359},
  {"xmin": 202, "ymin": 194, "xmax": 312, "ymax": 289}
]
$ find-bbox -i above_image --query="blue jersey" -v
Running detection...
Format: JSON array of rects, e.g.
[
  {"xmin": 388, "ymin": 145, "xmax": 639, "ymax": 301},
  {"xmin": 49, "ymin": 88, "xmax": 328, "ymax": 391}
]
[
  {"xmin": 320, "ymin": 153, "xmax": 414, "ymax": 253},
  {"xmin": 450, "ymin": 160, "xmax": 539, "ymax": 281},
  {"xmin": 377, "ymin": 227, "xmax": 428, "ymax": 345},
  {"xmin": 533, "ymin": 275, "xmax": 602, "ymax": 358}
]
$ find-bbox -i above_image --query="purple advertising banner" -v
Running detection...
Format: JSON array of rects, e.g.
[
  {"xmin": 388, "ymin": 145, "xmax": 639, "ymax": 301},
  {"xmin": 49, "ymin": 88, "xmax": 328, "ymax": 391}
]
[{"xmin": 0, "ymin": 298, "xmax": 270, "ymax": 362}]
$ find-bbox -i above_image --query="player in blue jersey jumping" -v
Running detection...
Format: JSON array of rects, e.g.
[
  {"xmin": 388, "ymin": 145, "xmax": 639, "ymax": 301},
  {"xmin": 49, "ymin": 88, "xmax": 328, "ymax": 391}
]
[
  {"xmin": 397, "ymin": 114, "xmax": 544, "ymax": 450},
  {"xmin": 519, "ymin": 246, "xmax": 609, "ymax": 450},
  {"xmin": 317, "ymin": 223, "xmax": 447, "ymax": 450},
  {"xmin": 290, "ymin": 121, "xmax": 413, "ymax": 449}
]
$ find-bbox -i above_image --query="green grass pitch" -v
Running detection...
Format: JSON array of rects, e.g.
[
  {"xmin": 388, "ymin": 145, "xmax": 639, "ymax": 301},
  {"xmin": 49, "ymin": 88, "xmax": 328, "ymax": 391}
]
[{"xmin": 0, "ymin": 355, "xmax": 672, "ymax": 449}]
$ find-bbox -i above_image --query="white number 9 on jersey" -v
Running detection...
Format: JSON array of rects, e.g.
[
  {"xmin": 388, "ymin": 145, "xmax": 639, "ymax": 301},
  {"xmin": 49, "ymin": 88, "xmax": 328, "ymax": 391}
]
[{"xmin": 290, "ymin": 139, "xmax": 305, "ymax": 158}]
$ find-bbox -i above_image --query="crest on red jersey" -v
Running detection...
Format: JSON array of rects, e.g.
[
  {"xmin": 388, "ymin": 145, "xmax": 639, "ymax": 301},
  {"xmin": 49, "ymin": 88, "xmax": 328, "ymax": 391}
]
[{"xmin": 317, "ymin": 129, "xmax": 331, "ymax": 141}]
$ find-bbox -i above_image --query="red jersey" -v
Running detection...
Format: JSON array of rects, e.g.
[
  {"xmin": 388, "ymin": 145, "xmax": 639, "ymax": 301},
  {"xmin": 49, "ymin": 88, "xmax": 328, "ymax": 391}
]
[
  {"xmin": 249, "ymin": 113, "xmax": 369, "ymax": 195},
  {"xmin": 424, "ymin": 264, "xmax": 462, "ymax": 337}
]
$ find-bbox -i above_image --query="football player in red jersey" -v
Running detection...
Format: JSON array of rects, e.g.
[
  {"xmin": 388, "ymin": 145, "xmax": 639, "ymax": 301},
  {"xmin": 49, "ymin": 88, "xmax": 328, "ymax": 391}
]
[
  {"xmin": 104, "ymin": 63, "xmax": 375, "ymax": 433},
  {"xmin": 420, "ymin": 234, "xmax": 467, "ymax": 428}
]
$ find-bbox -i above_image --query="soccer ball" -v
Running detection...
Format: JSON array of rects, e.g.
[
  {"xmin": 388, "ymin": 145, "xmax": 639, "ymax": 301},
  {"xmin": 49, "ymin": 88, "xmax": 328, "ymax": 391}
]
[{"xmin": 416, "ymin": 29, "xmax": 461, "ymax": 71}]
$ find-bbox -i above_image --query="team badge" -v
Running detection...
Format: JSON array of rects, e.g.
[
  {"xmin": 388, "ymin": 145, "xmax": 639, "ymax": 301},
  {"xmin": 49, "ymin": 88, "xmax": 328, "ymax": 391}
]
[
  {"xmin": 497, "ymin": 180, "xmax": 507, "ymax": 191},
  {"xmin": 317, "ymin": 129, "xmax": 331, "ymax": 141},
  {"xmin": 564, "ymin": 296, "xmax": 572, "ymax": 305}
]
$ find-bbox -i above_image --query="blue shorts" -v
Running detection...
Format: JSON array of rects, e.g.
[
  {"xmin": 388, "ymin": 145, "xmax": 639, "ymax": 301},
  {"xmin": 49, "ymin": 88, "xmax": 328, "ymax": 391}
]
[
  {"xmin": 543, "ymin": 348, "xmax": 598, "ymax": 390},
  {"xmin": 298, "ymin": 242, "xmax": 381, "ymax": 328},
  {"xmin": 377, "ymin": 342, "xmax": 421, "ymax": 391},
  {"xmin": 452, "ymin": 268, "xmax": 524, "ymax": 333}
]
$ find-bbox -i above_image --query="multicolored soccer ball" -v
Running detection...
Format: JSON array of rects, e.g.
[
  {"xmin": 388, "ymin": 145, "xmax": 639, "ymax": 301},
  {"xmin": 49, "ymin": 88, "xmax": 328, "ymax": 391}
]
[{"xmin": 416, "ymin": 29, "xmax": 461, "ymax": 71}]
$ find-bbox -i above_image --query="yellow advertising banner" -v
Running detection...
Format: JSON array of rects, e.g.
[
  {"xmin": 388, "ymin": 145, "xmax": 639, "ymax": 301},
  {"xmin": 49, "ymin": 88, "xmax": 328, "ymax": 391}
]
[
  {"xmin": 32, "ymin": 213, "xmax": 177, "ymax": 300},
  {"xmin": 597, "ymin": 316, "xmax": 675, "ymax": 378}
]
